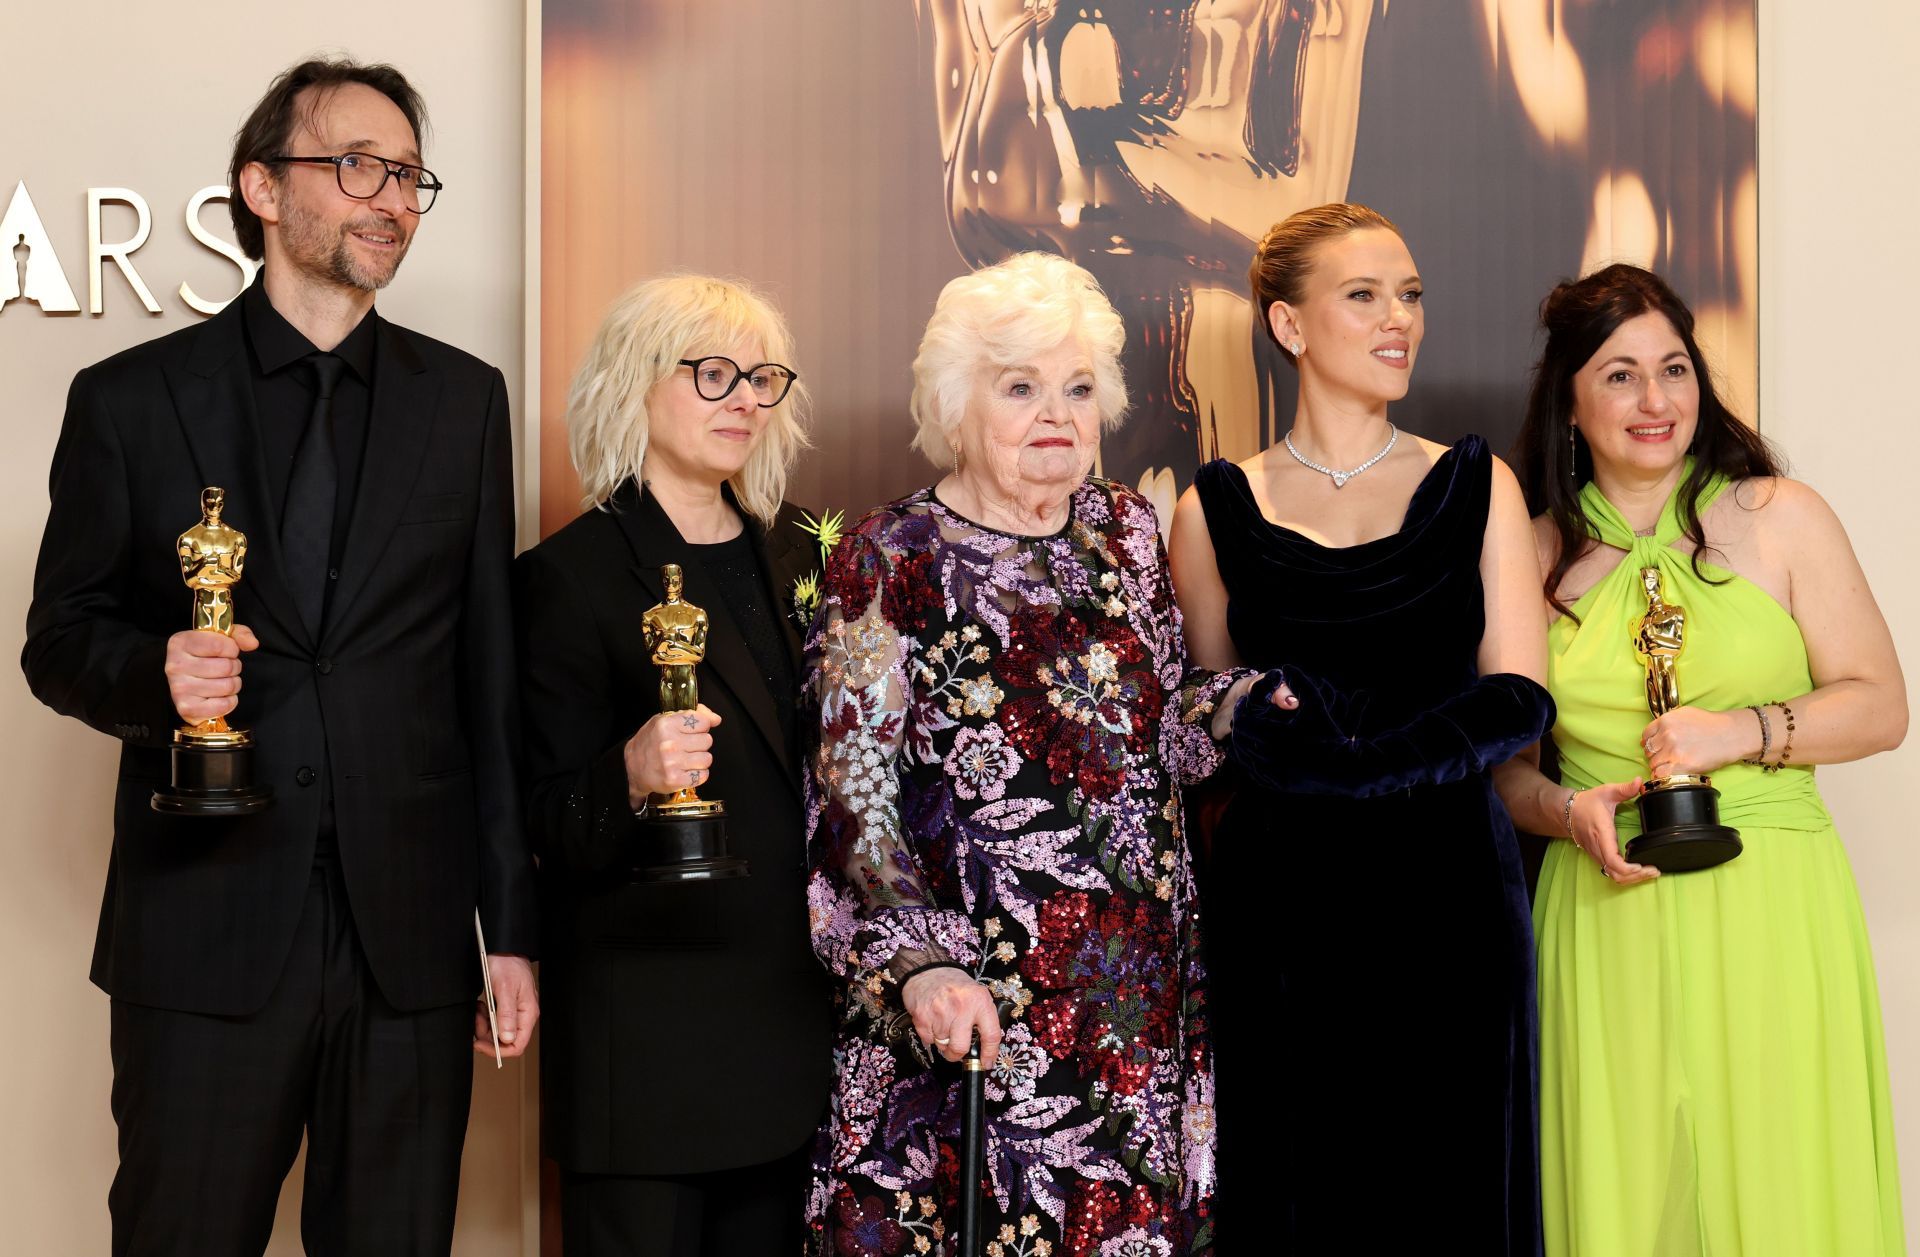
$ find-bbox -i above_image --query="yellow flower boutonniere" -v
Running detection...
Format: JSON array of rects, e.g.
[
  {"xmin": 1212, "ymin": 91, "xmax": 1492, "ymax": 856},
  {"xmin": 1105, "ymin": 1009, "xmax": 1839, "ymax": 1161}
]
[{"xmin": 791, "ymin": 508, "xmax": 845, "ymax": 631}]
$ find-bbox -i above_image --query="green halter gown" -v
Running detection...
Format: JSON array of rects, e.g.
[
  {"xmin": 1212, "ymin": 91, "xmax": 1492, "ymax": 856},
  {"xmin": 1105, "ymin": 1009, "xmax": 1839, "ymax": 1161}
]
[{"xmin": 1535, "ymin": 468, "xmax": 1905, "ymax": 1256}]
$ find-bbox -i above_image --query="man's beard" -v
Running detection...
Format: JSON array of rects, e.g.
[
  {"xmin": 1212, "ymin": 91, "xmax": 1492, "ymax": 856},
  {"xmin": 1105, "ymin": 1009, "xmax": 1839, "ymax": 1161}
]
[{"xmin": 280, "ymin": 196, "xmax": 409, "ymax": 292}]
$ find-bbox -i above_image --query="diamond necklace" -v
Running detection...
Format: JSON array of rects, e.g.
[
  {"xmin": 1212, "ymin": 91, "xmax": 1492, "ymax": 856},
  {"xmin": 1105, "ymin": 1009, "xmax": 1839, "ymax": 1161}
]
[{"xmin": 1283, "ymin": 424, "xmax": 1398, "ymax": 488}]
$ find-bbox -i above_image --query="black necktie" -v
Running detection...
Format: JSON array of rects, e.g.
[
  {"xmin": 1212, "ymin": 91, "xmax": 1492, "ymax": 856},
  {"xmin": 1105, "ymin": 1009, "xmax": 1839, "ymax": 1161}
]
[{"xmin": 283, "ymin": 352, "xmax": 344, "ymax": 636}]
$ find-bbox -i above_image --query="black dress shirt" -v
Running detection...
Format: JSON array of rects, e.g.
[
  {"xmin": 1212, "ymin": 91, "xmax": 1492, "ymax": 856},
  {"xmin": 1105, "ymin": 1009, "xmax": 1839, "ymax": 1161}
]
[
  {"xmin": 240, "ymin": 277, "xmax": 377, "ymax": 866},
  {"xmin": 241, "ymin": 274, "xmax": 377, "ymax": 580}
]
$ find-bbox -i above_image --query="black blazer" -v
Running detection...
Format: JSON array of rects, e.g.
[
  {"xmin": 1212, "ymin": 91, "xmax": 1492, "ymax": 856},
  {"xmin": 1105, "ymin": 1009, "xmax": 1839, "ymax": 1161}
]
[
  {"xmin": 517, "ymin": 481, "xmax": 834, "ymax": 1176},
  {"xmin": 21, "ymin": 295, "xmax": 535, "ymax": 1016}
]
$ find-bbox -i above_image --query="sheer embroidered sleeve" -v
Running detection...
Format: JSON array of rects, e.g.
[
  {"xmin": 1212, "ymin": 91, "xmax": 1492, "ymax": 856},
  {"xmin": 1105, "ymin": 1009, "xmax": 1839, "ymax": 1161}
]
[
  {"xmin": 1107, "ymin": 484, "xmax": 1257, "ymax": 784},
  {"xmin": 1171, "ymin": 666, "xmax": 1260, "ymax": 776},
  {"xmin": 804, "ymin": 525, "xmax": 983, "ymax": 992}
]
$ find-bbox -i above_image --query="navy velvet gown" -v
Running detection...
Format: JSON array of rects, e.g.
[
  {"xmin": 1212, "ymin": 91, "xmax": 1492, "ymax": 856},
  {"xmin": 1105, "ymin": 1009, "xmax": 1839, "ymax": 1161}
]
[{"xmin": 1193, "ymin": 437, "xmax": 1550, "ymax": 1254}]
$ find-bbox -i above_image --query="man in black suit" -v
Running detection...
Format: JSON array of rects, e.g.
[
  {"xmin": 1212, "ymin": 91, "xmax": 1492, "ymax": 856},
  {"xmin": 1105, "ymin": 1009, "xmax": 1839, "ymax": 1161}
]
[{"xmin": 21, "ymin": 58, "xmax": 537, "ymax": 1256}]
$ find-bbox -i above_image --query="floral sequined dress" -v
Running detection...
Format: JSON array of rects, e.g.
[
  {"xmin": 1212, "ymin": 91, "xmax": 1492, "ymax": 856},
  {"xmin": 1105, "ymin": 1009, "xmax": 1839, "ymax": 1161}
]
[{"xmin": 804, "ymin": 479, "xmax": 1231, "ymax": 1257}]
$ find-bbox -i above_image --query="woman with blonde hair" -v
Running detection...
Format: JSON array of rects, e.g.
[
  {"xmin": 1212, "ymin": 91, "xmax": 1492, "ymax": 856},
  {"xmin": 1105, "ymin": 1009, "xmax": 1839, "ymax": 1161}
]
[
  {"xmin": 516, "ymin": 274, "xmax": 833, "ymax": 1255},
  {"xmin": 803, "ymin": 252, "xmax": 1233, "ymax": 1253}
]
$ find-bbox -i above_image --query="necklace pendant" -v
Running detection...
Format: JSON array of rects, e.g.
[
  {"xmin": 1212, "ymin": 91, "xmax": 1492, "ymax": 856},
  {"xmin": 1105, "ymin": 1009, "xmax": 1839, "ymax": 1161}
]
[{"xmin": 1283, "ymin": 423, "xmax": 1396, "ymax": 492}]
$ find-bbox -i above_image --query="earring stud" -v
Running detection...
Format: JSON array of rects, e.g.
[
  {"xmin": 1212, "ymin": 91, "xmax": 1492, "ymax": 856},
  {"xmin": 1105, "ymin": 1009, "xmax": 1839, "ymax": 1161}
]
[{"xmin": 1290, "ymin": 341, "xmax": 1303, "ymax": 355}]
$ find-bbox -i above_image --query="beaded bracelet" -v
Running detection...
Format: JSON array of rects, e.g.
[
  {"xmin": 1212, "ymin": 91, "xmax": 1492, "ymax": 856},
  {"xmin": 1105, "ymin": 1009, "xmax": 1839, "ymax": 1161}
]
[
  {"xmin": 1764, "ymin": 701, "xmax": 1797, "ymax": 773},
  {"xmin": 1743, "ymin": 704, "xmax": 1772, "ymax": 767}
]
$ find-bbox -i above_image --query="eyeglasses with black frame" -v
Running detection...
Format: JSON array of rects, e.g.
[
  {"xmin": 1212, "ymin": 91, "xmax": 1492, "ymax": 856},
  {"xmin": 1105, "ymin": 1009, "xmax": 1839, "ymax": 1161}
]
[
  {"xmin": 270, "ymin": 152, "xmax": 444, "ymax": 213},
  {"xmin": 677, "ymin": 356, "xmax": 798, "ymax": 407}
]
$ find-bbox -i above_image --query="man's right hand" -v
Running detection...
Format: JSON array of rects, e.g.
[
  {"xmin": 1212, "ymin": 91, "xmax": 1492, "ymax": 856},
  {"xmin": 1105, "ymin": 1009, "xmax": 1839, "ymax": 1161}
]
[{"xmin": 164, "ymin": 625, "xmax": 258, "ymax": 724}]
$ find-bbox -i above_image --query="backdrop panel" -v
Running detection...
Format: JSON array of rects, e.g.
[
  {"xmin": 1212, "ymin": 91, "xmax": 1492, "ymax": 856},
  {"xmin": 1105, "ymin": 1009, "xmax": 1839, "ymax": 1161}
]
[{"xmin": 540, "ymin": 0, "xmax": 1756, "ymax": 534}]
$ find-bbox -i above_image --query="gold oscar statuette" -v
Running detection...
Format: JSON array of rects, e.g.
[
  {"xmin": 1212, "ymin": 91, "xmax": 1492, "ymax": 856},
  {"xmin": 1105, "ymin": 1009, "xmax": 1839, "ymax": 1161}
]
[
  {"xmin": 634, "ymin": 563, "xmax": 747, "ymax": 880},
  {"xmin": 1626, "ymin": 566, "xmax": 1740, "ymax": 871},
  {"xmin": 151, "ymin": 486, "xmax": 274, "ymax": 816}
]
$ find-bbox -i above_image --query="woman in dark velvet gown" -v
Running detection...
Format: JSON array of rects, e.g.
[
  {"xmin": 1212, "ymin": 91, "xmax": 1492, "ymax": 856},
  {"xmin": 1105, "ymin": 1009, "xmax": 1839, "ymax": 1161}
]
[{"xmin": 1168, "ymin": 204, "xmax": 1554, "ymax": 1252}]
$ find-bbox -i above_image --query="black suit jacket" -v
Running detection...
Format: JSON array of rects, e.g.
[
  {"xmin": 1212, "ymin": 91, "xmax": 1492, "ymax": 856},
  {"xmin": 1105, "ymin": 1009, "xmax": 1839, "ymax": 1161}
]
[
  {"xmin": 21, "ymin": 294, "xmax": 535, "ymax": 1016},
  {"xmin": 517, "ymin": 481, "xmax": 834, "ymax": 1176}
]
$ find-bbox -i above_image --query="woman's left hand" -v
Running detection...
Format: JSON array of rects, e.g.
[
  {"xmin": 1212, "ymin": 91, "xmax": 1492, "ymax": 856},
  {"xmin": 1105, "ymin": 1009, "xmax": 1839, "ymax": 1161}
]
[
  {"xmin": 1640, "ymin": 706, "xmax": 1752, "ymax": 779},
  {"xmin": 1209, "ymin": 673, "xmax": 1298, "ymax": 741}
]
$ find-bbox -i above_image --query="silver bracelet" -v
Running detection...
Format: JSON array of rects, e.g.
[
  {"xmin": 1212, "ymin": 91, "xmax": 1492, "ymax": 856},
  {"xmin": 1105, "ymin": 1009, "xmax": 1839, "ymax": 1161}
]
[
  {"xmin": 1743, "ymin": 704, "xmax": 1772, "ymax": 766},
  {"xmin": 1560, "ymin": 789, "xmax": 1577, "ymax": 839}
]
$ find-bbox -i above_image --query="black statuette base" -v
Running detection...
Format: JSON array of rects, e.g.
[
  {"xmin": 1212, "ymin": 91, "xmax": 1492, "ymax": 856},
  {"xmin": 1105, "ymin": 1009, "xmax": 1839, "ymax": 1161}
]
[
  {"xmin": 1626, "ymin": 781, "xmax": 1742, "ymax": 873},
  {"xmin": 151, "ymin": 743, "xmax": 274, "ymax": 816},
  {"xmin": 637, "ymin": 812, "xmax": 749, "ymax": 882}
]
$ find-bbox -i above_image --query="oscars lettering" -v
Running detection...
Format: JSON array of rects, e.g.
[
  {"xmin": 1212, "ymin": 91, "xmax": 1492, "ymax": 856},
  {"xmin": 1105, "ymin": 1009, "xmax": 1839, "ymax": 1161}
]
[{"xmin": 1, "ymin": 180, "xmax": 257, "ymax": 317}]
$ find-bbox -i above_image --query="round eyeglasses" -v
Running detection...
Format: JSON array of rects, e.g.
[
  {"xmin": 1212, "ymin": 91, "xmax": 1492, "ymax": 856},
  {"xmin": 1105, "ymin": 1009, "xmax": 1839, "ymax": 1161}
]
[
  {"xmin": 271, "ymin": 152, "xmax": 443, "ymax": 213},
  {"xmin": 678, "ymin": 357, "xmax": 798, "ymax": 407}
]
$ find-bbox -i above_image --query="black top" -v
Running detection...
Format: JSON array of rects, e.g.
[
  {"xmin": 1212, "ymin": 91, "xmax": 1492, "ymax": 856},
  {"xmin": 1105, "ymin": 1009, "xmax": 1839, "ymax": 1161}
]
[
  {"xmin": 514, "ymin": 486, "xmax": 834, "ymax": 1175},
  {"xmin": 241, "ymin": 273, "xmax": 376, "ymax": 568},
  {"xmin": 686, "ymin": 530, "xmax": 796, "ymax": 749},
  {"xmin": 243, "ymin": 276, "xmax": 378, "ymax": 866}
]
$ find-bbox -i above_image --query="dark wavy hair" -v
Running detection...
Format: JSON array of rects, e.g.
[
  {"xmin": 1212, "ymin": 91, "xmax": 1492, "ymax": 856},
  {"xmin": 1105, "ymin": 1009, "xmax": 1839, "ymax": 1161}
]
[
  {"xmin": 227, "ymin": 58, "xmax": 429, "ymax": 262},
  {"xmin": 1511, "ymin": 263, "xmax": 1780, "ymax": 620}
]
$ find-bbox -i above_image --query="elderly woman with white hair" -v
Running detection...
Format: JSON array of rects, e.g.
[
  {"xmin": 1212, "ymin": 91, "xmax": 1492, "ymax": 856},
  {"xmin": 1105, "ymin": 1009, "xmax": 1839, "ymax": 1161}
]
[
  {"xmin": 802, "ymin": 252, "xmax": 1236, "ymax": 1254},
  {"xmin": 516, "ymin": 275, "xmax": 834, "ymax": 1255}
]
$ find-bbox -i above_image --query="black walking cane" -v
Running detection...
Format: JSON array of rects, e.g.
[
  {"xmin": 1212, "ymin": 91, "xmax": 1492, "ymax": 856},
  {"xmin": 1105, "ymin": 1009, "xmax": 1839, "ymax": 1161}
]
[{"xmin": 957, "ymin": 1030, "xmax": 987, "ymax": 1257}]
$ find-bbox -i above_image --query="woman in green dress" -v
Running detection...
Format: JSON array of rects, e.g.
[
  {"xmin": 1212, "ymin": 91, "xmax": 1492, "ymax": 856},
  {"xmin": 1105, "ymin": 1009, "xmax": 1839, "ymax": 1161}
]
[{"xmin": 1494, "ymin": 263, "xmax": 1907, "ymax": 1256}]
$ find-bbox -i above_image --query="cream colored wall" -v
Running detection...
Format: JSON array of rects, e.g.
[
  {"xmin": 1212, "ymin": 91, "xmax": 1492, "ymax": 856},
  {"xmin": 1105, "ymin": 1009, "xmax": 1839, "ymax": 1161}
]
[
  {"xmin": 1759, "ymin": 1, "xmax": 1920, "ymax": 1247},
  {"xmin": 0, "ymin": 6, "xmax": 535, "ymax": 1254}
]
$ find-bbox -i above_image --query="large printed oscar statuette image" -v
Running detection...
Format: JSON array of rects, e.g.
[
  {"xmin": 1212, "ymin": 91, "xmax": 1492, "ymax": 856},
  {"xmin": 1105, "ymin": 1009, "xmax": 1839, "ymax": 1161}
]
[
  {"xmin": 1627, "ymin": 566, "xmax": 1741, "ymax": 871},
  {"xmin": 151, "ymin": 487, "xmax": 274, "ymax": 816},
  {"xmin": 636, "ymin": 563, "xmax": 748, "ymax": 881}
]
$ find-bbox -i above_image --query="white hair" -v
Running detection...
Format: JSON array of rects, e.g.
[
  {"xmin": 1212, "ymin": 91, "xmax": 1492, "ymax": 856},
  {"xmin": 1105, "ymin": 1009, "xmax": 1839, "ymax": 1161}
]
[
  {"xmin": 909, "ymin": 252, "xmax": 1129, "ymax": 468},
  {"xmin": 566, "ymin": 274, "xmax": 812, "ymax": 528}
]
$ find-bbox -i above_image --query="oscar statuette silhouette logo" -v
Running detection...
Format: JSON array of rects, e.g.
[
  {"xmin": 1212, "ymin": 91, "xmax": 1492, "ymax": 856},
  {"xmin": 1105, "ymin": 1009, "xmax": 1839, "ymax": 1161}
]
[
  {"xmin": 151, "ymin": 487, "xmax": 274, "ymax": 816},
  {"xmin": 1627, "ymin": 566, "xmax": 1741, "ymax": 871},
  {"xmin": 918, "ymin": 0, "xmax": 1376, "ymax": 477},
  {"xmin": 636, "ymin": 564, "xmax": 748, "ymax": 881}
]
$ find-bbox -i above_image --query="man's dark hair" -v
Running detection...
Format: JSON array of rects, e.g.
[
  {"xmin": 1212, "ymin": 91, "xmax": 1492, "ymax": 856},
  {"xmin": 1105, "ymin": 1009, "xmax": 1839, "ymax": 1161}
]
[{"xmin": 227, "ymin": 58, "xmax": 430, "ymax": 261}]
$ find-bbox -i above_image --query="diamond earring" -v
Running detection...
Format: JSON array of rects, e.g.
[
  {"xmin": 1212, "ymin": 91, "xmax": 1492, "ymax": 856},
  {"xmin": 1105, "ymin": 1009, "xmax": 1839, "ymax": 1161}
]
[{"xmin": 1290, "ymin": 341, "xmax": 1304, "ymax": 356}]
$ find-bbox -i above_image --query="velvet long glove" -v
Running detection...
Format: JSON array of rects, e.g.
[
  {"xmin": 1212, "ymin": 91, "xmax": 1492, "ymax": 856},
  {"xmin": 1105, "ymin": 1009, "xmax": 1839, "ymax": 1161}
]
[{"xmin": 1229, "ymin": 668, "xmax": 1556, "ymax": 798}]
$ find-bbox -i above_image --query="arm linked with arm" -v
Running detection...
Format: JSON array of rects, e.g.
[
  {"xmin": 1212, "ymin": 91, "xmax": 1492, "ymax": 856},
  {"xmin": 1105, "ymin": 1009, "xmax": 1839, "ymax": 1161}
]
[
  {"xmin": 1130, "ymin": 494, "xmax": 1260, "ymax": 783},
  {"xmin": 1230, "ymin": 667, "xmax": 1556, "ymax": 798}
]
